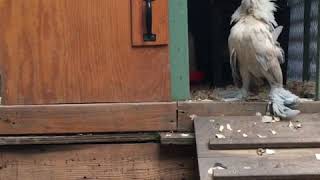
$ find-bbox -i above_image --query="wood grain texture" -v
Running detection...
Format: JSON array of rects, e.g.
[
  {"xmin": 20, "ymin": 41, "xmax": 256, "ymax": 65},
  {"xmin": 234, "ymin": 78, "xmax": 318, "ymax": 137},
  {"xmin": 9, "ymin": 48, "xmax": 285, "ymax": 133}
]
[
  {"xmin": 198, "ymin": 149, "xmax": 320, "ymax": 180},
  {"xmin": 193, "ymin": 114, "xmax": 320, "ymax": 150},
  {"xmin": 131, "ymin": 0, "xmax": 169, "ymax": 46},
  {"xmin": 0, "ymin": 0, "xmax": 170, "ymax": 105},
  {"xmin": 194, "ymin": 117, "xmax": 320, "ymax": 180},
  {"xmin": 0, "ymin": 102, "xmax": 176, "ymax": 135},
  {"xmin": 177, "ymin": 101, "xmax": 320, "ymax": 131},
  {"xmin": 0, "ymin": 143, "xmax": 197, "ymax": 180}
]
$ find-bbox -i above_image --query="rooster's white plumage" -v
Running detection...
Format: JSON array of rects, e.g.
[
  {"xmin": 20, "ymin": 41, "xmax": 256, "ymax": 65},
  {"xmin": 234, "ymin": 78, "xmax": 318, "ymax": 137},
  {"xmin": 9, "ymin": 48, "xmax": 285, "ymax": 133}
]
[{"xmin": 228, "ymin": 0, "xmax": 300, "ymax": 119}]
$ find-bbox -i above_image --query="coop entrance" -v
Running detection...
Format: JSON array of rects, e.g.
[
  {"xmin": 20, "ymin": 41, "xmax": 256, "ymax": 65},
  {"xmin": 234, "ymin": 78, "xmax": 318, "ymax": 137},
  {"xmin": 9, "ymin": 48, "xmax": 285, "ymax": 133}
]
[{"xmin": 187, "ymin": 0, "xmax": 317, "ymax": 100}]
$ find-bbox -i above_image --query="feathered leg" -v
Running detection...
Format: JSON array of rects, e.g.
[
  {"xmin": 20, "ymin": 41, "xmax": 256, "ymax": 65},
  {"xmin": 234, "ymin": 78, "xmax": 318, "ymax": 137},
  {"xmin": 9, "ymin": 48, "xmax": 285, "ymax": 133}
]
[
  {"xmin": 222, "ymin": 70, "xmax": 250, "ymax": 102},
  {"xmin": 263, "ymin": 64, "xmax": 300, "ymax": 119},
  {"xmin": 269, "ymin": 87, "xmax": 300, "ymax": 119}
]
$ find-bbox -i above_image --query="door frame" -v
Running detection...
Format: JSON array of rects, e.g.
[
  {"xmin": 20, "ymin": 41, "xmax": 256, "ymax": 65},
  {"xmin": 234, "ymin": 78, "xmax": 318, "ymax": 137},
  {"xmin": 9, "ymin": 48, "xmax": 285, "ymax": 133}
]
[{"xmin": 169, "ymin": 0, "xmax": 190, "ymax": 101}]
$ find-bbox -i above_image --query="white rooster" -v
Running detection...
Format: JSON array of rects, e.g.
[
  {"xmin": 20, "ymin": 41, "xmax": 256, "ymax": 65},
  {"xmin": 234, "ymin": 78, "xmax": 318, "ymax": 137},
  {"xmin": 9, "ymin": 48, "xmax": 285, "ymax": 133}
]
[{"xmin": 227, "ymin": 0, "xmax": 300, "ymax": 119}]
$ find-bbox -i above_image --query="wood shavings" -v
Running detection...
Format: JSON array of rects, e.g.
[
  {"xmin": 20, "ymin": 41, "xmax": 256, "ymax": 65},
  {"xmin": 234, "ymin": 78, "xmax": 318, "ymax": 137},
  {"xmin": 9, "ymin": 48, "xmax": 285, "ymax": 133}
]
[
  {"xmin": 189, "ymin": 114, "xmax": 197, "ymax": 121},
  {"xmin": 226, "ymin": 124, "xmax": 233, "ymax": 131},
  {"xmin": 266, "ymin": 149, "xmax": 276, "ymax": 155},
  {"xmin": 257, "ymin": 148, "xmax": 265, "ymax": 156},
  {"xmin": 295, "ymin": 123, "xmax": 302, "ymax": 129},
  {"xmin": 242, "ymin": 133, "xmax": 248, "ymax": 138},
  {"xmin": 262, "ymin": 116, "xmax": 280, "ymax": 123},
  {"xmin": 289, "ymin": 121, "xmax": 303, "ymax": 130},
  {"xmin": 315, "ymin": 154, "xmax": 320, "ymax": 160},
  {"xmin": 270, "ymin": 130, "xmax": 277, "ymax": 135},
  {"xmin": 201, "ymin": 99, "xmax": 213, "ymax": 102},
  {"xmin": 213, "ymin": 166, "xmax": 225, "ymax": 170},
  {"xmin": 289, "ymin": 121, "xmax": 294, "ymax": 129},
  {"xmin": 181, "ymin": 133, "xmax": 190, "ymax": 137},
  {"xmin": 219, "ymin": 125, "xmax": 224, "ymax": 132},
  {"xmin": 262, "ymin": 116, "xmax": 273, "ymax": 123},
  {"xmin": 208, "ymin": 168, "xmax": 214, "ymax": 175},
  {"xmin": 215, "ymin": 134, "xmax": 226, "ymax": 139},
  {"xmin": 257, "ymin": 134, "xmax": 267, "ymax": 138},
  {"xmin": 273, "ymin": 117, "xmax": 281, "ymax": 122},
  {"xmin": 257, "ymin": 148, "xmax": 275, "ymax": 156},
  {"xmin": 208, "ymin": 164, "xmax": 226, "ymax": 175},
  {"xmin": 256, "ymin": 112, "xmax": 262, "ymax": 117}
]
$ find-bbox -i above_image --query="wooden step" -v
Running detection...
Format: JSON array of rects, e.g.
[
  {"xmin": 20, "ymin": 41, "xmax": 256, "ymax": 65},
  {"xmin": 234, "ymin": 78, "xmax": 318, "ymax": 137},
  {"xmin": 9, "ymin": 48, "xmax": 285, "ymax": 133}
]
[
  {"xmin": 194, "ymin": 114, "xmax": 320, "ymax": 180},
  {"xmin": 198, "ymin": 148, "xmax": 320, "ymax": 180},
  {"xmin": 198, "ymin": 114, "xmax": 320, "ymax": 150}
]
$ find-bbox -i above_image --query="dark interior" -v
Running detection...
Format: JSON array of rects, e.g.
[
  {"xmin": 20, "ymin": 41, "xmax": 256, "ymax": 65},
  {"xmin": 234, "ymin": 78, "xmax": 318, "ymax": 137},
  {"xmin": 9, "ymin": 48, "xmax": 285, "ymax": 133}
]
[{"xmin": 188, "ymin": 0, "xmax": 290, "ymax": 88}]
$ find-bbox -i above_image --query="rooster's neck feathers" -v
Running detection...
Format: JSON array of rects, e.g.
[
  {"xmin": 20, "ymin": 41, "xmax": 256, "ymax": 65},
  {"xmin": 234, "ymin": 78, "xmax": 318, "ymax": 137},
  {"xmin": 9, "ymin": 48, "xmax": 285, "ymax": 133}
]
[{"xmin": 231, "ymin": 0, "xmax": 278, "ymax": 27}]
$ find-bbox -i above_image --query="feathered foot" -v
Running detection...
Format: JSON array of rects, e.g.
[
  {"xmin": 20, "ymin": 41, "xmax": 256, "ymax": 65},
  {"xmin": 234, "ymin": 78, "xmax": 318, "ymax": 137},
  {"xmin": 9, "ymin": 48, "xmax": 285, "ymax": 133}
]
[
  {"xmin": 222, "ymin": 88, "xmax": 248, "ymax": 102},
  {"xmin": 269, "ymin": 87, "xmax": 301, "ymax": 119}
]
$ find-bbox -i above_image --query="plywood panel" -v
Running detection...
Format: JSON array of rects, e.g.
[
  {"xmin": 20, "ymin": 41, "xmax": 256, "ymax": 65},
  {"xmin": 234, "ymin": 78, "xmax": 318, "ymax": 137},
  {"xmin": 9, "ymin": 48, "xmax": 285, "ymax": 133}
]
[
  {"xmin": 0, "ymin": 102, "xmax": 176, "ymax": 135},
  {"xmin": 0, "ymin": 0, "xmax": 170, "ymax": 105},
  {"xmin": 131, "ymin": 0, "xmax": 169, "ymax": 46},
  {"xmin": 0, "ymin": 144, "xmax": 197, "ymax": 180}
]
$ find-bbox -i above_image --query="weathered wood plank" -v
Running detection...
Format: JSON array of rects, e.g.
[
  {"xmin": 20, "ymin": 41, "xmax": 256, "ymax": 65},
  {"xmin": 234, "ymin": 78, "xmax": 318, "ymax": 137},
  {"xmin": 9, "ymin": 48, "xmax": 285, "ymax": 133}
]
[
  {"xmin": 198, "ymin": 149, "xmax": 320, "ymax": 180},
  {"xmin": 160, "ymin": 132, "xmax": 195, "ymax": 145},
  {"xmin": 0, "ymin": 133, "xmax": 159, "ymax": 146},
  {"xmin": 205, "ymin": 114, "xmax": 320, "ymax": 149},
  {"xmin": 0, "ymin": 143, "xmax": 197, "ymax": 180},
  {"xmin": 194, "ymin": 116, "xmax": 320, "ymax": 180},
  {"xmin": 0, "ymin": 103, "xmax": 176, "ymax": 135},
  {"xmin": 194, "ymin": 114, "xmax": 320, "ymax": 154},
  {"xmin": 178, "ymin": 101, "xmax": 320, "ymax": 131},
  {"xmin": 195, "ymin": 114, "xmax": 320, "ymax": 180}
]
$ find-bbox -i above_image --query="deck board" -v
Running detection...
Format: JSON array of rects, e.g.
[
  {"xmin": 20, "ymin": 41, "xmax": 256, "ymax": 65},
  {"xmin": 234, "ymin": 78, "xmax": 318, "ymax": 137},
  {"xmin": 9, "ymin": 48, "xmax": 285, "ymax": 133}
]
[{"xmin": 194, "ymin": 115, "xmax": 320, "ymax": 180}]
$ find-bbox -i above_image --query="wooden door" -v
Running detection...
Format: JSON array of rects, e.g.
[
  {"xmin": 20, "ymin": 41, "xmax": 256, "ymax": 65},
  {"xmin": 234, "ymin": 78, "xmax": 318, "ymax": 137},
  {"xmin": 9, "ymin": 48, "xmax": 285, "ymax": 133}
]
[{"xmin": 0, "ymin": 0, "xmax": 170, "ymax": 105}]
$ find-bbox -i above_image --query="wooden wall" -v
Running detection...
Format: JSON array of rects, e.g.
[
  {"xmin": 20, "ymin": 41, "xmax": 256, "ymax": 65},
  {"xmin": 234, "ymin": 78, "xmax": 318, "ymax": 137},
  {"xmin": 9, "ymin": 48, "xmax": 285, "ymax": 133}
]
[
  {"xmin": 0, "ymin": 0, "xmax": 170, "ymax": 105},
  {"xmin": 0, "ymin": 143, "xmax": 197, "ymax": 180}
]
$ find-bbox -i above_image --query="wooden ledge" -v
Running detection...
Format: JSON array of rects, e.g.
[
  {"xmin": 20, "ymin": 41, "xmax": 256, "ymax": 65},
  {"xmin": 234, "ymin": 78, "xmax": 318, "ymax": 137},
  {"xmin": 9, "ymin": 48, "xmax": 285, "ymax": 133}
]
[
  {"xmin": 0, "ymin": 102, "xmax": 177, "ymax": 135},
  {"xmin": 177, "ymin": 101, "xmax": 320, "ymax": 131},
  {"xmin": 0, "ymin": 101, "xmax": 318, "ymax": 136}
]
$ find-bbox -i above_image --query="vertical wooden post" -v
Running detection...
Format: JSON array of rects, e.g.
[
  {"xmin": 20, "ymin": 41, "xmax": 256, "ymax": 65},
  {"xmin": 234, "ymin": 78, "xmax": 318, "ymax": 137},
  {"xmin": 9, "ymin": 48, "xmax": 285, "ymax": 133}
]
[
  {"xmin": 303, "ymin": 0, "xmax": 311, "ymax": 82},
  {"xmin": 169, "ymin": 0, "xmax": 190, "ymax": 100},
  {"xmin": 316, "ymin": 0, "xmax": 320, "ymax": 100}
]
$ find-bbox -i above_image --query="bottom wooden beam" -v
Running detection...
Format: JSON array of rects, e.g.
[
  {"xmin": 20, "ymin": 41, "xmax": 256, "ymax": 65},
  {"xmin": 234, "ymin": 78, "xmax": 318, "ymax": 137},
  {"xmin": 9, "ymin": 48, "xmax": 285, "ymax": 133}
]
[
  {"xmin": 0, "ymin": 143, "xmax": 197, "ymax": 180},
  {"xmin": 0, "ymin": 102, "xmax": 177, "ymax": 135}
]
